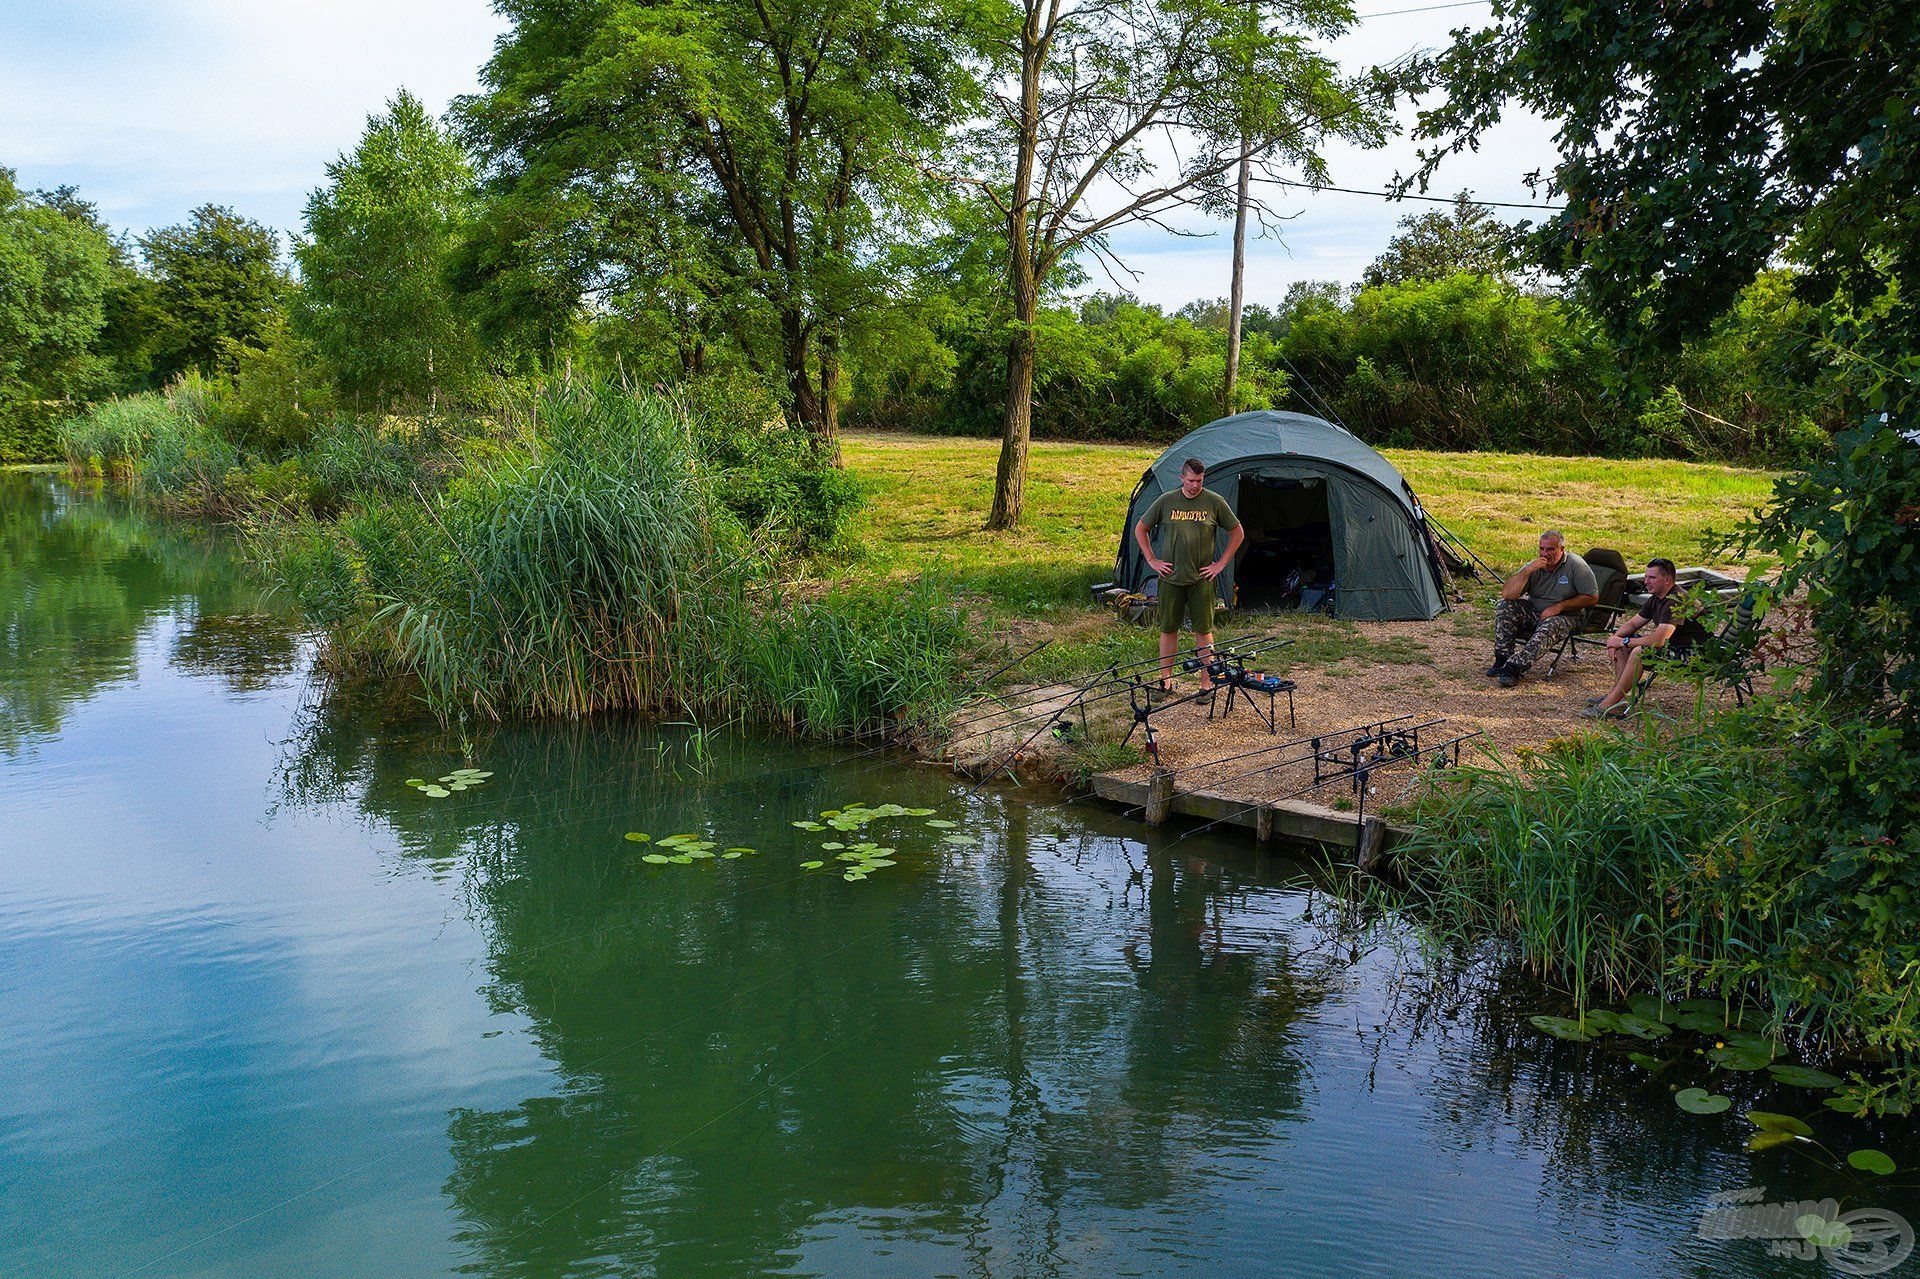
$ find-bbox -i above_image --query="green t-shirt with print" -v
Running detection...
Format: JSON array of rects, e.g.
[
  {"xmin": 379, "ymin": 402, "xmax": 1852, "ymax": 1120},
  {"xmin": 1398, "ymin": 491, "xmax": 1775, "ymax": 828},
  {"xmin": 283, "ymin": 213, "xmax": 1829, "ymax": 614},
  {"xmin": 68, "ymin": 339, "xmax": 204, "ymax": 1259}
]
[{"xmin": 1142, "ymin": 488, "xmax": 1239, "ymax": 587}]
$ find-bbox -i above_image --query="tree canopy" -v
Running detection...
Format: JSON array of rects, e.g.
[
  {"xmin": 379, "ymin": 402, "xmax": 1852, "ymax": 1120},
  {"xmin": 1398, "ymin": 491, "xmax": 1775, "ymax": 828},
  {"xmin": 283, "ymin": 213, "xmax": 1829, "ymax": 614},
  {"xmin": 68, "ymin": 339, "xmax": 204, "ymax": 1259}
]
[
  {"xmin": 297, "ymin": 90, "xmax": 482, "ymax": 410},
  {"xmin": 456, "ymin": 0, "xmax": 987, "ymax": 445},
  {"xmin": 139, "ymin": 204, "xmax": 290, "ymax": 382},
  {"xmin": 0, "ymin": 170, "xmax": 115, "ymax": 412}
]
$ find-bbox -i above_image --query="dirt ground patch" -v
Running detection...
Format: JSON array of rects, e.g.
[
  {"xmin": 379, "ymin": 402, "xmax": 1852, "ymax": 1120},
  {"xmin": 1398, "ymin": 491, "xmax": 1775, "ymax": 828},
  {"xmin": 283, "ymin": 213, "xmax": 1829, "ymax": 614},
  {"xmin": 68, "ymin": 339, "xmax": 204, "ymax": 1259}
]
[{"xmin": 946, "ymin": 591, "xmax": 1754, "ymax": 814}]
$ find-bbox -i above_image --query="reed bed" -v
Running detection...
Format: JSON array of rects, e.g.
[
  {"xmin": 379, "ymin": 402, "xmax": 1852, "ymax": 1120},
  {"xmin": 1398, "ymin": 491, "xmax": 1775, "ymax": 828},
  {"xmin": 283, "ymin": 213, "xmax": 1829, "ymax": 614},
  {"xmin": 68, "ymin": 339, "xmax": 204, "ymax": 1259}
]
[
  {"xmin": 262, "ymin": 383, "xmax": 965, "ymax": 736},
  {"xmin": 1384, "ymin": 700, "xmax": 1918, "ymax": 1062}
]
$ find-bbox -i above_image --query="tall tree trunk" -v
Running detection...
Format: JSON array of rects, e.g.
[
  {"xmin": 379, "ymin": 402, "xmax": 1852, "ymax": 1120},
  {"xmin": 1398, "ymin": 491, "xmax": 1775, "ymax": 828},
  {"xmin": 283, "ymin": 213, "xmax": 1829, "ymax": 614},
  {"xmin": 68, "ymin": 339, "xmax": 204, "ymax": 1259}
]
[
  {"xmin": 988, "ymin": 10, "xmax": 1046, "ymax": 532},
  {"xmin": 1224, "ymin": 142, "xmax": 1250, "ymax": 416},
  {"xmin": 817, "ymin": 329, "xmax": 843, "ymax": 467},
  {"xmin": 782, "ymin": 309, "xmax": 824, "ymax": 439},
  {"xmin": 990, "ymin": 294, "xmax": 1037, "ymax": 530}
]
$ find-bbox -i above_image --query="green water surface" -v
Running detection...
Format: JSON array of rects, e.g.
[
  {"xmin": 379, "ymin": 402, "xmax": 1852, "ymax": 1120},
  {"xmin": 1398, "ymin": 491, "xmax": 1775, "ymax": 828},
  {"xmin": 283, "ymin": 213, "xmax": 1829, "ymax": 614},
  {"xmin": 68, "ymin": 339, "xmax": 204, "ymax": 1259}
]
[{"xmin": 1, "ymin": 472, "xmax": 1914, "ymax": 1279}]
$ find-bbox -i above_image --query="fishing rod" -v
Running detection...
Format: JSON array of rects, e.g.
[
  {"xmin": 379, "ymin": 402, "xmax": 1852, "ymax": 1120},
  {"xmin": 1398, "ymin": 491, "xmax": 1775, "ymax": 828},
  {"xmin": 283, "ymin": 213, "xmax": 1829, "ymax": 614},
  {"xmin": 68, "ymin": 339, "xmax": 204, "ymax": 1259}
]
[
  {"xmin": 941, "ymin": 632, "xmax": 1289, "ymax": 743},
  {"xmin": 1167, "ymin": 716, "xmax": 1449, "ymax": 799},
  {"xmin": 1161, "ymin": 713, "xmax": 1420, "ymax": 781},
  {"xmin": 950, "ymin": 629, "xmax": 1288, "ymax": 717},
  {"xmin": 1109, "ymin": 716, "xmax": 1429, "ymax": 823},
  {"xmin": 1154, "ymin": 728, "xmax": 1482, "ymax": 857},
  {"xmin": 945, "ymin": 634, "xmax": 1300, "ymax": 763}
]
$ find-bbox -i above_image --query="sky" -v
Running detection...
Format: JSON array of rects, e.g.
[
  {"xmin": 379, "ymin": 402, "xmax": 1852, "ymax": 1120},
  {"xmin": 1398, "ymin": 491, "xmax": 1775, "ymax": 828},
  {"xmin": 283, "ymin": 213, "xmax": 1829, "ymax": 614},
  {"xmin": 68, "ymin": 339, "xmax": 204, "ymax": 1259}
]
[{"xmin": 0, "ymin": 0, "xmax": 1562, "ymax": 310}]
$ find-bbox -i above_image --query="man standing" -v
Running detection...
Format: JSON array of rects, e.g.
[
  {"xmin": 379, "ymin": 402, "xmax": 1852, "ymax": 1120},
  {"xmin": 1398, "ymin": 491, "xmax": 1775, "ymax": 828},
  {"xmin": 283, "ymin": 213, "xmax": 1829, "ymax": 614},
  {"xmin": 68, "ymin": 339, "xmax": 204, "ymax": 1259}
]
[
  {"xmin": 1490, "ymin": 530, "xmax": 1598, "ymax": 687},
  {"xmin": 1582, "ymin": 557, "xmax": 1712, "ymax": 717},
  {"xmin": 1135, "ymin": 459, "xmax": 1245, "ymax": 691}
]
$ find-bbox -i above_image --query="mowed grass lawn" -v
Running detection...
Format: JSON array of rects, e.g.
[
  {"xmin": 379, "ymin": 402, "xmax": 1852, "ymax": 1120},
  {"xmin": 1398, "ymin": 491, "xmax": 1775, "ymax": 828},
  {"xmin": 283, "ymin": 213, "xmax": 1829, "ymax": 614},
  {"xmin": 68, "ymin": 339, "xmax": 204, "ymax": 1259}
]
[{"xmin": 836, "ymin": 432, "xmax": 1779, "ymax": 608}]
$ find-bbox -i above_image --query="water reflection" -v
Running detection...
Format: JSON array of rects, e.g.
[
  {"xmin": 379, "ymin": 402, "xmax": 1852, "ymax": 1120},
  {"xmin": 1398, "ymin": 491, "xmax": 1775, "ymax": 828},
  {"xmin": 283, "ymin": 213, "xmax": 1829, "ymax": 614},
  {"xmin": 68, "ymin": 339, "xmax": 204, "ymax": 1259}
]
[{"xmin": 0, "ymin": 471, "xmax": 301, "ymax": 754}]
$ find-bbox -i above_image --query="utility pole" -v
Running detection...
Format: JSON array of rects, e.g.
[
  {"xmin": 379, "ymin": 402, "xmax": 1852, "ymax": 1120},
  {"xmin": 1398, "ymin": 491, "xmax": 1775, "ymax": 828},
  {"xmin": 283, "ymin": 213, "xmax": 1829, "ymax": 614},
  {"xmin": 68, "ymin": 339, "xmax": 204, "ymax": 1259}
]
[{"xmin": 1223, "ymin": 138, "xmax": 1251, "ymax": 416}]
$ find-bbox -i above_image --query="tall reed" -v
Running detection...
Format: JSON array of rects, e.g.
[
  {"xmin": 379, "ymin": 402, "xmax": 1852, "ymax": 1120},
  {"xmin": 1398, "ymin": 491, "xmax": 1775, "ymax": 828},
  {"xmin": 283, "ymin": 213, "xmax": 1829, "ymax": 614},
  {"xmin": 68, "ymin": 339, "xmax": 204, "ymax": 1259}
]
[{"xmin": 264, "ymin": 383, "xmax": 964, "ymax": 736}]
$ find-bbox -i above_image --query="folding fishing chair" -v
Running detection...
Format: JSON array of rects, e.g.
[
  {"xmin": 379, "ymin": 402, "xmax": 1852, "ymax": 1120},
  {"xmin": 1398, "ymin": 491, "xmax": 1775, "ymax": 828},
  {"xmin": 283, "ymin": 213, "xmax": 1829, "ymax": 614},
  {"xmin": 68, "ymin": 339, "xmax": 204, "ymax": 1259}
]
[
  {"xmin": 1544, "ymin": 547, "xmax": 1632, "ymax": 677},
  {"xmin": 1627, "ymin": 587, "xmax": 1764, "ymax": 712}
]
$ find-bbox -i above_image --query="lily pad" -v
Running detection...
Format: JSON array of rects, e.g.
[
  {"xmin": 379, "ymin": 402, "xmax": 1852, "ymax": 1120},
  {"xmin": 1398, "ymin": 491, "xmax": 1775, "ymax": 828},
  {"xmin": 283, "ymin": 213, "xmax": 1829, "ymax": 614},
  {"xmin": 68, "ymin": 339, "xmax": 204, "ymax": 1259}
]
[
  {"xmin": 421, "ymin": 785, "xmax": 450, "ymax": 798},
  {"xmin": 1612, "ymin": 1013, "xmax": 1672, "ymax": 1041},
  {"xmin": 1796, "ymin": 1215, "xmax": 1853, "ymax": 1249},
  {"xmin": 925, "ymin": 819, "xmax": 958, "ymax": 829},
  {"xmin": 624, "ymin": 832, "xmax": 651, "ymax": 843},
  {"xmin": 725, "ymin": 847, "xmax": 756, "ymax": 856},
  {"xmin": 1627, "ymin": 994, "xmax": 1674, "ymax": 1019},
  {"xmin": 792, "ymin": 821, "xmax": 826, "ymax": 831},
  {"xmin": 843, "ymin": 871, "xmax": 866, "ymax": 882},
  {"xmin": 641, "ymin": 854, "xmax": 670, "ymax": 864},
  {"xmin": 1671, "ymin": 1010, "xmax": 1730, "ymax": 1034},
  {"xmin": 1748, "ymin": 1131, "xmax": 1798, "ymax": 1151},
  {"xmin": 905, "ymin": 808, "xmax": 935, "ymax": 817},
  {"xmin": 1583, "ymin": 1010, "xmax": 1624, "ymax": 1033},
  {"xmin": 1678, "ymin": 998, "xmax": 1731, "ymax": 1014},
  {"xmin": 1626, "ymin": 1051, "xmax": 1668, "ymax": 1070},
  {"xmin": 865, "ymin": 859, "xmax": 897, "ymax": 868},
  {"xmin": 1746, "ymin": 1111, "xmax": 1813, "ymax": 1137},
  {"xmin": 1676, "ymin": 1087, "xmax": 1732, "ymax": 1115},
  {"xmin": 800, "ymin": 860, "xmax": 824, "ymax": 869},
  {"xmin": 722, "ymin": 852, "xmax": 743, "ymax": 859},
  {"xmin": 1847, "ymin": 1149, "xmax": 1897, "ymax": 1176},
  {"xmin": 405, "ymin": 778, "xmax": 426, "ymax": 786},
  {"xmin": 822, "ymin": 842, "xmax": 845, "ymax": 850},
  {"xmin": 1529, "ymin": 1015, "xmax": 1597, "ymax": 1043},
  {"xmin": 1767, "ymin": 1065, "xmax": 1843, "ymax": 1089},
  {"xmin": 1709, "ymin": 1044, "xmax": 1776, "ymax": 1071}
]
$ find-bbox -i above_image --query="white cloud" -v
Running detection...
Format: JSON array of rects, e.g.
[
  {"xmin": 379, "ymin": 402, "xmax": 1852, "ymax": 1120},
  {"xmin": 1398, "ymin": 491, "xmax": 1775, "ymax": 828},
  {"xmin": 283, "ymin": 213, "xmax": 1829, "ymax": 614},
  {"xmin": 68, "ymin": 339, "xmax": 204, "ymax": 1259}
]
[{"xmin": 0, "ymin": 0, "xmax": 1559, "ymax": 296}]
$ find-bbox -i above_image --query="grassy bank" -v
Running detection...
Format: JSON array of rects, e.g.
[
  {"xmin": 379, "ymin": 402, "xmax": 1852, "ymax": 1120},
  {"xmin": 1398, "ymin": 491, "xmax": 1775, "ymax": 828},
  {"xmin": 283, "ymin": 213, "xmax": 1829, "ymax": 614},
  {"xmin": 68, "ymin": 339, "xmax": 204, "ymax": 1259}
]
[{"xmin": 838, "ymin": 431, "xmax": 1777, "ymax": 606}]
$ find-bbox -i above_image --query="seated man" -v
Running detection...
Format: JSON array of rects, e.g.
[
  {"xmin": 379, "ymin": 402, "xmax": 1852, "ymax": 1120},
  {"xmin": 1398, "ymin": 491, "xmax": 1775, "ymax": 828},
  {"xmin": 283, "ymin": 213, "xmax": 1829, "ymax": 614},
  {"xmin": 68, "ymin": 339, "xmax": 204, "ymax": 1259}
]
[
  {"xmin": 1490, "ymin": 530, "xmax": 1598, "ymax": 687},
  {"xmin": 1582, "ymin": 556, "xmax": 1711, "ymax": 717}
]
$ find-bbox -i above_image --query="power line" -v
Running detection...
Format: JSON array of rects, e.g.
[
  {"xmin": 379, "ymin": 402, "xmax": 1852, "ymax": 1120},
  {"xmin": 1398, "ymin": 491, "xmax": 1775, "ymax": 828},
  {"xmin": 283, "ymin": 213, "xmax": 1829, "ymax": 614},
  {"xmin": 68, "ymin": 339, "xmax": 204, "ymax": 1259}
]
[
  {"xmin": 1353, "ymin": 0, "xmax": 1491, "ymax": 18},
  {"xmin": 1260, "ymin": 176, "xmax": 1567, "ymax": 211}
]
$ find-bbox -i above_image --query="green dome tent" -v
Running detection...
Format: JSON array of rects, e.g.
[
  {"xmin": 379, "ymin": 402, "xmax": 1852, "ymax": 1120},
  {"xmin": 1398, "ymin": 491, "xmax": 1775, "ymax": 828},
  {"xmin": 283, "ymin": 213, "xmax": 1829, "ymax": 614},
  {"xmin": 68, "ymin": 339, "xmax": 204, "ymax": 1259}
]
[{"xmin": 1114, "ymin": 410, "xmax": 1449, "ymax": 621}]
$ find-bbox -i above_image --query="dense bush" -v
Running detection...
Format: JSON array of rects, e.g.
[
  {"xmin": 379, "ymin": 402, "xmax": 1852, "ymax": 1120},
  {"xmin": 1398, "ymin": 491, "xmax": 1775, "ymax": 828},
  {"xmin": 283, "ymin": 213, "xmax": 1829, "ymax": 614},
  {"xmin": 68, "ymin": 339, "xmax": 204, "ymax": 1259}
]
[
  {"xmin": 678, "ymin": 372, "xmax": 863, "ymax": 554},
  {"xmin": 0, "ymin": 400, "xmax": 69, "ymax": 464},
  {"xmin": 843, "ymin": 272, "xmax": 1844, "ymax": 464},
  {"xmin": 850, "ymin": 293, "xmax": 1287, "ymax": 441}
]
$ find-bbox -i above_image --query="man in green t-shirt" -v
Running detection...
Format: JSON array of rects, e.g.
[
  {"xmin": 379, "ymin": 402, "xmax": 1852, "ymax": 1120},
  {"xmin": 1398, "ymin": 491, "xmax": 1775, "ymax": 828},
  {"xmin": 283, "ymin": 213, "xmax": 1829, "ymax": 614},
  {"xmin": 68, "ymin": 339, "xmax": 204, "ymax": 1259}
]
[{"xmin": 1134, "ymin": 458, "xmax": 1245, "ymax": 691}]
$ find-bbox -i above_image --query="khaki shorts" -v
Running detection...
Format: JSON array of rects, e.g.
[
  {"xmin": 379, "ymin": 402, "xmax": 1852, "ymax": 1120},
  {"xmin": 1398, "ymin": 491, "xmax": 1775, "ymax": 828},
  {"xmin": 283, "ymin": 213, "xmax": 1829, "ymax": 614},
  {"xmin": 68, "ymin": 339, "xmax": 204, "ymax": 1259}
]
[{"xmin": 1157, "ymin": 580, "xmax": 1215, "ymax": 634}]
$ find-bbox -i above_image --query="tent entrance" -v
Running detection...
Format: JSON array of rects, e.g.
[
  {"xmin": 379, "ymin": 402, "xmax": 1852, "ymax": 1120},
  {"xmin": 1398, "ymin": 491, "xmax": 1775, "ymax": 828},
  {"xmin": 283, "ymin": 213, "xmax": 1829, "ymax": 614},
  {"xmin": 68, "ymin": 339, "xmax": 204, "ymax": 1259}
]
[{"xmin": 1233, "ymin": 475, "xmax": 1335, "ymax": 611}]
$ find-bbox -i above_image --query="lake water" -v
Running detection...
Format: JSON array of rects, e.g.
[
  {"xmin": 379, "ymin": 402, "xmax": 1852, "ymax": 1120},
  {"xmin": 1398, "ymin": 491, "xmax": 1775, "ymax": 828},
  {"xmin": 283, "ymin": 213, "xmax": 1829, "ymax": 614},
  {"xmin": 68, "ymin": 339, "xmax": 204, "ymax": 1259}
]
[{"xmin": 2, "ymin": 470, "xmax": 1915, "ymax": 1279}]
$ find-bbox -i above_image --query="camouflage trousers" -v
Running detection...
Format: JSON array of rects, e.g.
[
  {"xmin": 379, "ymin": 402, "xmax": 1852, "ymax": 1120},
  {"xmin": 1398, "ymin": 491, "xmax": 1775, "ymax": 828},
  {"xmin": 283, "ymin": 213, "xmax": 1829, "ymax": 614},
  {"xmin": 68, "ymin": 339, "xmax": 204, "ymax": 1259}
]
[{"xmin": 1494, "ymin": 598, "xmax": 1576, "ymax": 672}]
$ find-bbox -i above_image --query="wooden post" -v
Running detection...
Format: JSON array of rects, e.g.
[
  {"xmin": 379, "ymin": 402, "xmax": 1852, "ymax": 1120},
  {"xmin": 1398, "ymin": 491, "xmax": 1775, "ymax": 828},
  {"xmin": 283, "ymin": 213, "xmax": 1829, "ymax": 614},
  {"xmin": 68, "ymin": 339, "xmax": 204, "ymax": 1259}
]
[
  {"xmin": 1255, "ymin": 803, "xmax": 1276, "ymax": 844},
  {"xmin": 1356, "ymin": 816, "xmax": 1389, "ymax": 876},
  {"xmin": 1144, "ymin": 767, "xmax": 1175, "ymax": 826}
]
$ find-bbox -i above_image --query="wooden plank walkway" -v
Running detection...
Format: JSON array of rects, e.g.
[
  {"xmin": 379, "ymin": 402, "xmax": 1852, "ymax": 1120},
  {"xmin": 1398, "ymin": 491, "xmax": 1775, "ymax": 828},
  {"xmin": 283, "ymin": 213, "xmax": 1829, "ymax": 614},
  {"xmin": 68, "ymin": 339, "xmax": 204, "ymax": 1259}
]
[{"xmin": 1088, "ymin": 771, "xmax": 1415, "ymax": 869}]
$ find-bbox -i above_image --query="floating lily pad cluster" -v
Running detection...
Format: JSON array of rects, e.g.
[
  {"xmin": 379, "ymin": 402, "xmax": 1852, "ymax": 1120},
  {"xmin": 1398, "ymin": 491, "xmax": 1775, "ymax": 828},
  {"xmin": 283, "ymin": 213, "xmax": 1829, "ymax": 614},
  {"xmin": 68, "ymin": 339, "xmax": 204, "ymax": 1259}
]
[
  {"xmin": 626, "ymin": 831, "xmax": 758, "ymax": 865},
  {"xmin": 1530, "ymin": 996, "xmax": 1906, "ymax": 1175},
  {"xmin": 406, "ymin": 767, "xmax": 492, "ymax": 799},
  {"xmin": 792, "ymin": 802, "xmax": 975, "ymax": 882}
]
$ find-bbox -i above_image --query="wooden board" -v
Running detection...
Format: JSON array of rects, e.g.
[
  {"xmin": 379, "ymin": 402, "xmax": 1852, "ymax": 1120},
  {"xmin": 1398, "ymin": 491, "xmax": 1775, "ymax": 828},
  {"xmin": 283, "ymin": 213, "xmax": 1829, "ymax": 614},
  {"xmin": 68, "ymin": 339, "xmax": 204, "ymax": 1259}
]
[{"xmin": 1088, "ymin": 772, "xmax": 1415, "ymax": 864}]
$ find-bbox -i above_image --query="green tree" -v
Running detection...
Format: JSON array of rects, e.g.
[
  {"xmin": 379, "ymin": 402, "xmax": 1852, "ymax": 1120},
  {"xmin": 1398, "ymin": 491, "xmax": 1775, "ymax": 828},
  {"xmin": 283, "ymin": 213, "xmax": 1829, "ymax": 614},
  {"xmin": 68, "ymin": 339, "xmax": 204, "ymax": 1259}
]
[
  {"xmin": 296, "ymin": 90, "xmax": 482, "ymax": 410},
  {"xmin": 456, "ymin": 0, "xmax": 986, "ymax": 451},
  {"xmin": 0, "ymin": 169, "xmax": 114, "ymax": 429},
  {"xmin": 1361, "ymin": 192, "xmax": 1514, "ymax": 288},
  {"xmin": 139, "ymin": 204, "xmax": 289, "ymax": 382},
  {"xmin": 976, "ymin": 0, "xmax": 1388, "ymax": 527}
]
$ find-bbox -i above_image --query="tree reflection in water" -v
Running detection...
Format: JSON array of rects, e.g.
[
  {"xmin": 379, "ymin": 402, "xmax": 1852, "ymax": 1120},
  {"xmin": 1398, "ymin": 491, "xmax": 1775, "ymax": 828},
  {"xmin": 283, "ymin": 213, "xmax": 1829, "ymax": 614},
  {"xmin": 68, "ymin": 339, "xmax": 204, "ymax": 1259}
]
[{"xmin": 0, "ymin": 472, "xmax": 300, "ymax": 755}]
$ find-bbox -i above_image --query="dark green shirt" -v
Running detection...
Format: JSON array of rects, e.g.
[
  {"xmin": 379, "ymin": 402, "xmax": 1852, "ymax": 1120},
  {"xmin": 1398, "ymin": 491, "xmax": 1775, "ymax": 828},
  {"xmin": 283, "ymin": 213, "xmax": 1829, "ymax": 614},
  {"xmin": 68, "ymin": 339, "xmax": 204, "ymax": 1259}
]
[{"xmin": 1141, "ymin": 488, "xmax": 1239, "ymax": 587}]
